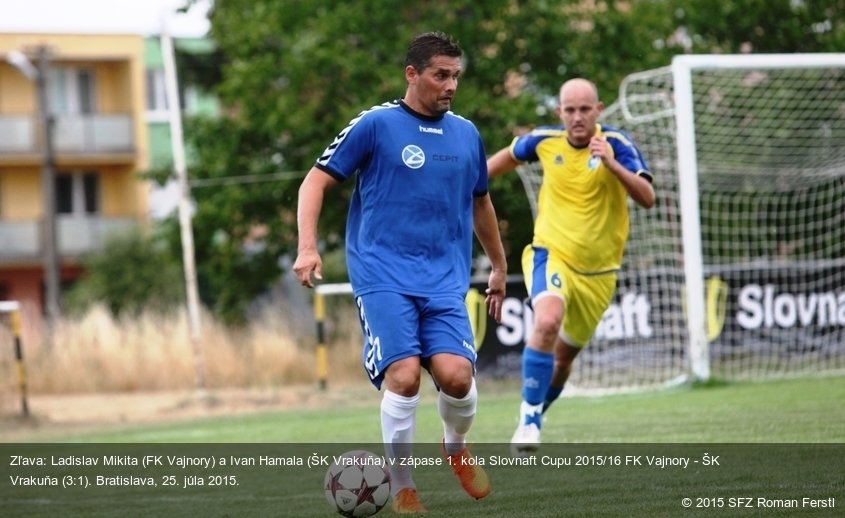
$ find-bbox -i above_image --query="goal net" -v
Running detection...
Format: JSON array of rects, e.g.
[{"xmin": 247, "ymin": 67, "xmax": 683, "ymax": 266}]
[{"xmin": 517, "ymin": 54, "xmax": 845, "ymax": 390}]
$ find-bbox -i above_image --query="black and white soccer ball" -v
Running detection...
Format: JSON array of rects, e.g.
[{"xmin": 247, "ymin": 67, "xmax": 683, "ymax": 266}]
[{"xmin": 324, "ymin": 450, "xmax": 390, "ymax": 517}]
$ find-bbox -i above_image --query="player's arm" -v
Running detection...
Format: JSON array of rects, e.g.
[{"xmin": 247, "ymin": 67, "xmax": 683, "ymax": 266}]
[
  {"xmin": 605, "ymin": 155, "xmax": 655, "ymax": 208},
  {"xmin": 590, "ymin": 136, "xmax": 655, "ymax": 209},
  {"xmin": 472, "ymin": 194, "xmax": 507, "ymax": 322},
  {"xmin": 293, "ymin": 167, "xmax": 340, "ymax": 288},
  {"xmin": 486, "ymin": 147, "xmax": 520, "ymax": 178}
]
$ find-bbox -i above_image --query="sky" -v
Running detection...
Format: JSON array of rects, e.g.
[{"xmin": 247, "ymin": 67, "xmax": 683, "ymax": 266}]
[{"xmin": 0, "ymin": 0, "xmax": 211, "ymax": 37}]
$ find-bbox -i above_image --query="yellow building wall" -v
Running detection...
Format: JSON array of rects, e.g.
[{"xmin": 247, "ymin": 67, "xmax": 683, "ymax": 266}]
[
  {"xmin": 0, "ymin": 168, "xmax": 40, "ymax": 219},
  {"xmin": 0, "ymin": 33, "xmax": 149, "ymax": 221},
  {"xmin": 0, "ymin": 66, "xmax": 36, "ymax": 112},
  {"xmin": 99, "ymin": 166, "xmax": 145, "ymax": 217}
]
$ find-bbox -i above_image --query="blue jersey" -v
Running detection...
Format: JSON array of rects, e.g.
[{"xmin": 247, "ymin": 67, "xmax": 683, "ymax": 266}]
[{"xmin": 316, "ymin": 100, "xmax": 489, "ymax": 297}]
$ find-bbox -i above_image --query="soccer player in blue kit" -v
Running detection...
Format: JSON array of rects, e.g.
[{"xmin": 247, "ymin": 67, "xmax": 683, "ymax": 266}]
[{"xmin": 294, "ymin": 32, "xmax": 507, "ymax": 513}]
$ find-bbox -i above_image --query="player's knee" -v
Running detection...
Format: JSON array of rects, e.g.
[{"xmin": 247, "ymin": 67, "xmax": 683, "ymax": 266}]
[
  {"xmin": 440, "ymin": 374, "xmax": 473, "ymax": 399},
  {"xmin": 533, "ymin": 313, "xmax": 562, "ymax": 343},
  {"xmin": 384, "ymin": 361, "xmax": 421, "ymax": 396},
  {"xmin": 432, "ymin": 363, "xmax": 473, "ymax": 398}
]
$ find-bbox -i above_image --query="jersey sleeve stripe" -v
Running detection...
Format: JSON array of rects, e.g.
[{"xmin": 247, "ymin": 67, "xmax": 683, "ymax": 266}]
[{"xmin": 316, "ymin": 101, "xmax": 398, "ymax": 168}]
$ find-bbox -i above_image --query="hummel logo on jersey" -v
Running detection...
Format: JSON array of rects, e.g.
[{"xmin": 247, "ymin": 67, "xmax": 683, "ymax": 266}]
[
  {"xmin": 402, "ymin": 145, "xmax": 425, "ymax": 169},
  {"xmin": 554, "ymin": 154, "xmax": 563, "ymax": 165},
  {"xmin": 419, "ymin": 125, "xmax": 443, "ymax": 135},
  {"xmin": 462, "ymin": 340, "xmax": 477, "ymax": 359}
]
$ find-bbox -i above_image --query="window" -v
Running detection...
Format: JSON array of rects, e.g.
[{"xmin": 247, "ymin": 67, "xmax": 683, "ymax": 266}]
[
  {"xmin": 83, "ymin": 174, "xmax": 98, "ymax": 213},
  {"xmin": 56, "ymin": 172, "xmax": 99, "ymax": 215},
  {"xmin": 146, "ymin": 68, "xmax": 168, "ymax": 112},
  {"xmin": 56, "ymin": 175, "xmax": 73, "ymax": 214},
  {"xmin": 47, "ymin": 67, "xmax": 96, "ymax": 115}
]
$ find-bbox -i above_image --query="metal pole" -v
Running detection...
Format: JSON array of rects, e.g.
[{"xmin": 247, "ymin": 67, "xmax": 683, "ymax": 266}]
[
  {"xmin": 10, "ymin": 307, "xmax": 30, "ymax": 417},
  {"xmin": 314, "ymin": 292, "xmax": 328, "ymax": 390},
  {"xmin": 161, "ymin": 26, "xmax": 205, "ymax": 388},
  {"xmin": 35, "ymin": 45, "xmax": 61, "ymax": 337}
]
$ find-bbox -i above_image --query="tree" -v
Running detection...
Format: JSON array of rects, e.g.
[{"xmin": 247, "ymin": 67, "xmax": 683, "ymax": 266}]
[
  {"xmin": 175, "ymin": 0, "xmax": 843, "ymax": 322},
  {"xmin": 64, "ymin": 230, "xmax": 185, "ymax": 319}
]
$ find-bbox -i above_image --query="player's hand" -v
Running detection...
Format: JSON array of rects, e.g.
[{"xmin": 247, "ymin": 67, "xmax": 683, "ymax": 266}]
[
  {"xmin": 293, "ymin": 249, "xmax": 323, "ymax": 288},
  {"xmin": 485, "ymin": 269, "xmax": 506, "ymax": 323},
  {"xmin": 589, "ymin": 135, "xmax": 609, "ymax": 160}
]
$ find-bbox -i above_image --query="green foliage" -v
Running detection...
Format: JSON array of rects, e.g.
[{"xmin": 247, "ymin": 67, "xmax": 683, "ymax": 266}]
[
  {"xmin": 64, "ymin": 230, "xmax": 185, "ymax": 319},
  {"xmin": 172, "ymin": 0, "xmax": 845, "ymax": 322},
  {"xmin": 671, "ymin": 0, "xmax": 845, "ymax": 53}
]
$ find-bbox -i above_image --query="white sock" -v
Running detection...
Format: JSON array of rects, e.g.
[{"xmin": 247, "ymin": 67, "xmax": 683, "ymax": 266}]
[
  {"xmin": 381, "ymin": 390, "xmax": 419, "ymax": 495},
  {"xmin": 520, "ymin": 400, "xmax": 544, "ymax": 428},
  {"xmin": 438, "ymin": 378, "xmax": 477, "ymax": 455}
]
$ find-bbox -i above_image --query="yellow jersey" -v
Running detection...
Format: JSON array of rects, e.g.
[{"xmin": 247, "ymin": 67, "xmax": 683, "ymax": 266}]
[{"xmin": 509, "ymin": 124, "xmax": 652, "ymax": 274}]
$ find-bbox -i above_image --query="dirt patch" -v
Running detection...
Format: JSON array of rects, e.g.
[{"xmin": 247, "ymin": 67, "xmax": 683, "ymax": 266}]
[{"xmin": 0, "ymin": 382, "xmax": 382, "ymax": 441}]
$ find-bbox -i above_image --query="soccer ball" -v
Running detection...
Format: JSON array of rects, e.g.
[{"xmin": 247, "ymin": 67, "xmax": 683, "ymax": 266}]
[{"xmin": 324, "ymin": 450, "xmax": 391, "ymax": 517}]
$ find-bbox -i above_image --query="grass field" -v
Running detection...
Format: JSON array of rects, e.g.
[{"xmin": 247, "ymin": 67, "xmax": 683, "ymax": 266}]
[{"xmin": 3, "ymin": 375, "xmax": 844, "ymax": 517}]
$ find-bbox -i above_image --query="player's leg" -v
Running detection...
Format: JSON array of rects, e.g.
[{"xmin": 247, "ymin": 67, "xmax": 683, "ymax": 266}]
[
  {"xmin": 423, "ymin": 296, "xmax": 491, "ymax": 500},
  {"xmin": 512, "ymin": 245, "xmax": 565, "ymax": 454},
  {"xmin": 428, "ymin": 353, "xmax": 475, "ymax": 451},
  {"xmin": 542, "ymin": 338, "xmax": 581, "ymax": 413},
  {"xmin": 542, "ymin": 270, "xmax": 617, "ymax": 414},
  {"xmin": 355, "ymin": 292, "xmax": 426, "ymax": 512},
  {"xmin": 382, "ymin": 357, "xmax": 426, "ymax": 512}
]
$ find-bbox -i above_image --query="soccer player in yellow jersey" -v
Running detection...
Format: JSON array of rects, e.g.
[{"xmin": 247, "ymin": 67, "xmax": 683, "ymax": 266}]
[{"xmin": 487, "ymin": 78, "xmax": 655, "ymax": 454}]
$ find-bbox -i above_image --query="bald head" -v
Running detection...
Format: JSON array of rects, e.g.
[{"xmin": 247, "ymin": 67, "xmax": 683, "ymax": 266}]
[
  {"xmin": 559, "ymin": 78, "xmax": 599, "ymax": 104},
  {"xmin": 557, "ymin": 78, "xmax": 603, "ymax": 146}
]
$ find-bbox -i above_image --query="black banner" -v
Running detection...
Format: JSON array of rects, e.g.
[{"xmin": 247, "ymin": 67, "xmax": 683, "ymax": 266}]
[{"xmin": 467, "ymin": 262, "xmax": 845, "ymax": 379}]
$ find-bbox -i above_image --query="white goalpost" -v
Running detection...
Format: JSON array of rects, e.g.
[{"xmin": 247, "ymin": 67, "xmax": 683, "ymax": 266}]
[{"xmin": 519, "ymin": 53, "xmax": 845, "ymax": 390}]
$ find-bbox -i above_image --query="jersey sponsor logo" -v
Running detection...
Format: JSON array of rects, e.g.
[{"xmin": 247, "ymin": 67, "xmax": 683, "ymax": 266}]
[
  {"xmin": 419, "ymin": 125, "xmax": 443, "ymax": 135},
  {"xmin": 402, "ymin": 144, "xmax": 425, "ymax": 169}
]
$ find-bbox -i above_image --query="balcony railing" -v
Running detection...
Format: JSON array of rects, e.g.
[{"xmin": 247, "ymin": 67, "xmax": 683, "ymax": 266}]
[
  {"xmin": 0, "ymin": 216, "xmax": 138, "ymax": 261},
  {"xmin": 0, "ymin": 114, "xmax": 134, "ymax": 155}
]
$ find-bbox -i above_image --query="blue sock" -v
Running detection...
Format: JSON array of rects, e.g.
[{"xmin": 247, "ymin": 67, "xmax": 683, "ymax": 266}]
[
  {"xmin": 542, "ymin": 385, "xmax": 564, "ymax": 414},
  {"xmin": 521, "ymin": 347, "xmax": 554, "ymax": 406}
]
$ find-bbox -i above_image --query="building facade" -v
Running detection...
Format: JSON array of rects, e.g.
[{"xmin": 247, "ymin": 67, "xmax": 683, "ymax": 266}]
[{"xmin": 0, "ymin": 33, "xmax": 150, "ymax": 331}]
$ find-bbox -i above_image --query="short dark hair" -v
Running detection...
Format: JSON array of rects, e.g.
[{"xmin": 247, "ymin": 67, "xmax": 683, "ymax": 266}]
[{"xmin": 404, "ymin": 32, "xmax": 462, "ymax": 71}]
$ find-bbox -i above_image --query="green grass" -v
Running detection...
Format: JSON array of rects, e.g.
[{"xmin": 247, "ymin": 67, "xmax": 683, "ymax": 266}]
[
  {"xmin": 3, "ymin": 376, "xmax": 844, "ymax": 517},
  {"xmin": 16, "ymin": 374, "xmax": 844, "ymax": 443}
]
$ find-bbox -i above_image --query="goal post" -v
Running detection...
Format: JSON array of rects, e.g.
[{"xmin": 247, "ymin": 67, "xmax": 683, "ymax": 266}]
[
  {"xmin": 516, "ymin": 53, "xmax": 845, "ymax": 390},
  {"xmin": 671, "ymin": 53, "xmax": 845, "ymax": 386}
]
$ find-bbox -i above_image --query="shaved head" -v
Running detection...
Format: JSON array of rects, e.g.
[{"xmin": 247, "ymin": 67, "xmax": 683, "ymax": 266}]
[
  {"xmin": 557, "ymin": 78, "xmax": 603, "ymax": 146},
  {"xmin": 559, "ymin": 78, "xmax": 599, "ymax": 104}
]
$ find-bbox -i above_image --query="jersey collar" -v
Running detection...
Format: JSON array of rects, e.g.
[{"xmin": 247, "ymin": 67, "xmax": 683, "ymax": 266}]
[{"xmin": 398, "ymin": 99, "xmax": 446, "ymax": 122}]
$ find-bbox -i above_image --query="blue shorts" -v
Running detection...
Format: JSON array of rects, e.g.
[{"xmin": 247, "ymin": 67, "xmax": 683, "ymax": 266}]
[{"xmin": 354, "ymin": 291, "xmax": 477, "ymax": 389}]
